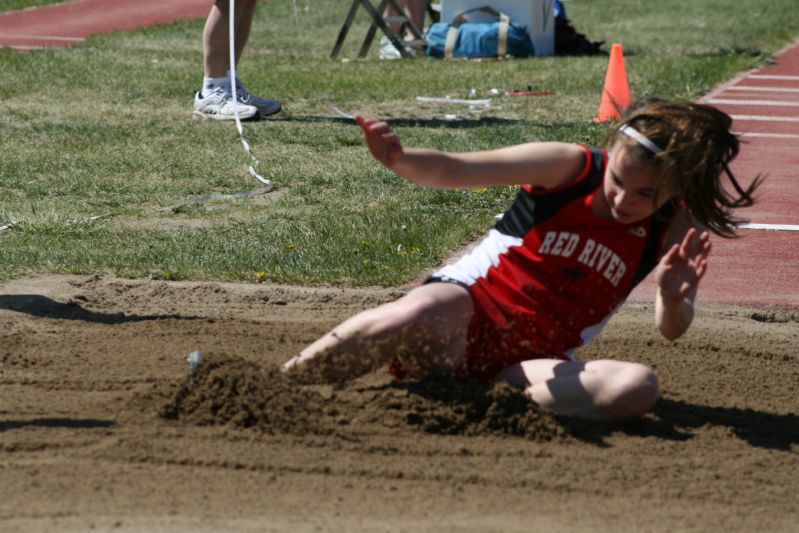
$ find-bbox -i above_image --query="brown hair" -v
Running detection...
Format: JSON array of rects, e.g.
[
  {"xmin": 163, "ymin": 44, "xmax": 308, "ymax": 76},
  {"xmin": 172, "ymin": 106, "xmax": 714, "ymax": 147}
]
[{"xmin": 605, "ymin": 98, "xmax": 763, "ymax": 237}]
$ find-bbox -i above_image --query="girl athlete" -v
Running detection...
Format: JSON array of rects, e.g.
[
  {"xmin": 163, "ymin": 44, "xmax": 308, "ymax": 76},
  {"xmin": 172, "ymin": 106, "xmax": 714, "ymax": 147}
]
[{"xmin": 282, "ymin": 98, "xmax": 761, "ymax": 420}]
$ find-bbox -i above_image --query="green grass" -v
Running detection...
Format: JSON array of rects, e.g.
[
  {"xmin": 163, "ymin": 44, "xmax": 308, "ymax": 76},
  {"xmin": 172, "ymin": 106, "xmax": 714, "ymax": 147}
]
[{"xmin": 1, "ymin": 0, "xmax": 798, "ymax": 285}]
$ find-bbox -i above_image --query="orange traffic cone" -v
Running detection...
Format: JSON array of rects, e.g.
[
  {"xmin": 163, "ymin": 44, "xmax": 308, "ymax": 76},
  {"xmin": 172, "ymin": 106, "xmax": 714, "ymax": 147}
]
[{"xmin": 594, "ymin": 43, "xmax": 631, "ymax": 122}]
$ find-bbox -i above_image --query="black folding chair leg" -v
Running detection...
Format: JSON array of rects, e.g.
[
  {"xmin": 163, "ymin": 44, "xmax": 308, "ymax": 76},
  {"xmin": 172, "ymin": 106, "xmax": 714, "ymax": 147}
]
[
  {"xmin": 331, "ymin": 0, "xmax": 361, "ymax": 58},
  {"xmin": 359, "ymin": 0, "xmax": 411, "ymax": 58},
  {"xmin": 332, "ymin": 0, "xmax": 429, "ymax": 59}
]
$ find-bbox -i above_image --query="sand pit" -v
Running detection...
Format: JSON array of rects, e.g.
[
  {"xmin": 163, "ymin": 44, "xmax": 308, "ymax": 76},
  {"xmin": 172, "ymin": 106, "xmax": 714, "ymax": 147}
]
[{"xmin": 1, "ymin": 274, "xmax": 797, "ymax": 531}]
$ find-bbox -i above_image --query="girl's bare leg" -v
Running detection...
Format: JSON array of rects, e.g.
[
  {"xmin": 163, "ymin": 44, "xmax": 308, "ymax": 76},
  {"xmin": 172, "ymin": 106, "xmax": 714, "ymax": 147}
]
[
  {"xmin": 282, "ymin": 283, "xmax": 473, "ymax": 383},
  {"xmin": 497, "ymin": 358, "xmax": 660, "ymax": 420},
  {"xmin": 385, "ymin": 0, "xmax": 427, "ymax": 34}
]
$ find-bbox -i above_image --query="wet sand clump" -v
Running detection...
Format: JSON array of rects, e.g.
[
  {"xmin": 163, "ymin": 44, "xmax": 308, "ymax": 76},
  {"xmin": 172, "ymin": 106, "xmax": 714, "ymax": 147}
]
[{"xmin": 158, "ymin": 354, "xmax": 333, "ymax": 435}]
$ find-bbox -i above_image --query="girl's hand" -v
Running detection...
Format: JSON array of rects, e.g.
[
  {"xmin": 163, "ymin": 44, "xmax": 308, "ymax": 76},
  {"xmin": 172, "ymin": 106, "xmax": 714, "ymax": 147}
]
[
  {"xmin": 355, "ymin": 114, "xmax": 403, "ymax": 168},
  {"xmin": 655, "ymin": 227, "xmax": 711, "ymax": 304}
]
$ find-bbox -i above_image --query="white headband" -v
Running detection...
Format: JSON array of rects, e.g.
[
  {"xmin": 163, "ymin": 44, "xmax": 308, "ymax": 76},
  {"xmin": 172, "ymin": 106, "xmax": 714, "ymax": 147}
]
[{"xmin": 620, "ymin": 125, "xmax": 663, "ymax": 154}]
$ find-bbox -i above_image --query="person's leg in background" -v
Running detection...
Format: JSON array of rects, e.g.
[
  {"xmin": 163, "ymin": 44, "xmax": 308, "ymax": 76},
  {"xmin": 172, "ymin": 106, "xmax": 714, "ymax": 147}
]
[
  {"xmin": 194, "ymin": 0, "xmax": 281, "ymax": 120},
  {"xmin": 380, "ymin": 0, "xmax": 428, "ymax": 59},
  {"xmin": 392, "ymin": 0, "xmax": 427, "ymax": 32}
]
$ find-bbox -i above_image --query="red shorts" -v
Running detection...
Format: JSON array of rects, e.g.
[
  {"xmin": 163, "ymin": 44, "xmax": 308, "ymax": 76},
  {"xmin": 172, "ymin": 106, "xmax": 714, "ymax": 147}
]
[
  {"xmin": 456, "ymin": 298, "xmax": 570, "ymax": 383},
  {"xmin": 388, "ymin": 278, "xmax": 569, "ymax": 384}
]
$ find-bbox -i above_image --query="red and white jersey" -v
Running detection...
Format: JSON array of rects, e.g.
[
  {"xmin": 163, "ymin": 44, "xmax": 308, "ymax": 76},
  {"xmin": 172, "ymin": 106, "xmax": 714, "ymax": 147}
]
[{"xmin": 431, "ymin": 146, "xmax": 678, "ymax": 382}]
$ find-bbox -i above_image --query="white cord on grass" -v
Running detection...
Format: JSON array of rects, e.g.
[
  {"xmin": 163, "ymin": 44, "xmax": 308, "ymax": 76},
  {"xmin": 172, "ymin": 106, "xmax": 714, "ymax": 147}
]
[
  {"xmin": 228, "ymin": 0, "xmax": 273, "ymax": 190},
  {"xmin": 330, "ymin": 103, "xmax": 355, "ymax": 120}
]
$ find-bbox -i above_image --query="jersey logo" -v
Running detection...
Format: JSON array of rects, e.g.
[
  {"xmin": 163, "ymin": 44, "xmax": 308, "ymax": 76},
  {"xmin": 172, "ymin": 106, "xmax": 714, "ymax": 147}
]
[
  {"xmin": 538, "ymin": 230, "xmax": 628, "ymax": 287},
  {"xmin": 628, "ymin": 226, "xmax": 647, "ymax": 238}
]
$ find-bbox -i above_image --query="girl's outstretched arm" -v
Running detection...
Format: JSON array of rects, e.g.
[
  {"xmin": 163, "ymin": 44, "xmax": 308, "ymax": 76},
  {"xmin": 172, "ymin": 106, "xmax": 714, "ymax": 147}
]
[
  {"xmin": 354, "ymin": 114, "xmax": 586, "ymax": 190},
  {"xmin": 655, "ymin": 223, "xmax": 711, "ymax": 340}
]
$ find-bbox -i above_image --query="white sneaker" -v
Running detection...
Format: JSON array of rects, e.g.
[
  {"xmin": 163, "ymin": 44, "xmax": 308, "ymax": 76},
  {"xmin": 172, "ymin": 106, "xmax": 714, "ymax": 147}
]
[
  {"xmin": 193, "ymin": 87, "xmax": 259, "ymax": 121},
  {"xmin": 379, "ymin": 35, "xmax": 403, "ymax": 60},
  {"xmin": 235, "ymin": 80, "xmax": 282, "ymax": 117}
]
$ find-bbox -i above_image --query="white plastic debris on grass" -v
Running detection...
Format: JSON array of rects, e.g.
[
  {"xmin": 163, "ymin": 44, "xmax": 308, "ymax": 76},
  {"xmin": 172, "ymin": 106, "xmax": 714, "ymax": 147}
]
[
  {"xmin": 187, "ymin": 349, "xmax": 202, "ymax": 372},
  {"xmin": 416, "ymin": 95, "xmax": 494, "ymax": 121},
  {"xmin": 416, "ymin": 96, "xmax": 493, "ymax": 108},
  {"xmin": 0, "ymin": 220, "xmax": 18, "ymax": 233}
]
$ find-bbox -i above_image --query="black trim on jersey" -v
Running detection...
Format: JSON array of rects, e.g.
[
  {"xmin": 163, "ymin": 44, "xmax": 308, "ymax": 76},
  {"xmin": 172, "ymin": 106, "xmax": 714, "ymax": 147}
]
[
  {"xmin": 495, "ymin": 147, "xmax": 605, "ymax": 238},
  {"xmin": 424, "ymin": 275, "xmax": 472, "ymax": 292}
]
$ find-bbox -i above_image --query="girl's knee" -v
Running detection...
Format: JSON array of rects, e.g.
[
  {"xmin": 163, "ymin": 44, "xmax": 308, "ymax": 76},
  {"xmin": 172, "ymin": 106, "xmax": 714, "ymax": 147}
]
[{"xmin": 604, "ymin": 363, "xmax": 660, "ymax": 419}]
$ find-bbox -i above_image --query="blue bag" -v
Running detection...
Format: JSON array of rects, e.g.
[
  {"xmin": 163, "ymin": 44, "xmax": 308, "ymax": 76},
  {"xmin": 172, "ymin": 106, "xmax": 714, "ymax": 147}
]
[{"xmin": 427, "ymin": 6, "xmax": 535, "ymax": 59}]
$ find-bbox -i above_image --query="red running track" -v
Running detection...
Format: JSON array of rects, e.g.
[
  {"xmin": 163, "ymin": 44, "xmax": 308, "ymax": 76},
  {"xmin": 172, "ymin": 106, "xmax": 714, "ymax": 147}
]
[
  {"xmin": 1, "ymin": 1, "xmax": 796, "ymax": 307},
  {"xmin": 631, "ymin": 40, "xmax": 799, "ymax": 308},
  {"xmin": 0, "ymin": 0, "xmax": 209, "ymax": 50}
]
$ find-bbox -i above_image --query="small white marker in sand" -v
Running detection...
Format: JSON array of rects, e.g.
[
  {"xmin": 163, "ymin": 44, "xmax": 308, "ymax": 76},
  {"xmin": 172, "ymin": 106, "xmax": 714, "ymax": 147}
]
[{"xmin": 187, "ymin": 349, "xmax": 202, "ymax": 372}]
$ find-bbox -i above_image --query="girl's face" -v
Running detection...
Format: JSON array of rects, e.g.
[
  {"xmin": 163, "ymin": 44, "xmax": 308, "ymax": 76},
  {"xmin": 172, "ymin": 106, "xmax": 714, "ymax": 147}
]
[{"xmin": 602, "ymin": 144, "xmax": 673, "ymax": 224}]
